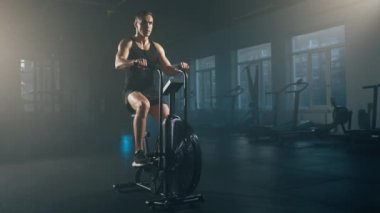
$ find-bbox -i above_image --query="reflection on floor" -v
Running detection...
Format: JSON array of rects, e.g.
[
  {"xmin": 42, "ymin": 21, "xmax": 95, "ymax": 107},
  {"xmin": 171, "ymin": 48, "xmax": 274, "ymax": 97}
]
[{"xmin": 0, "ymin": 126, "xmax": 380, "ymax": 213}]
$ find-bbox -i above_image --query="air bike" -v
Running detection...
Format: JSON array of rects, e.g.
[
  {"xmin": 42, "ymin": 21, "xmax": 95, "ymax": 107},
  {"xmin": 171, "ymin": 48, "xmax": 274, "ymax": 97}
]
[{"xmin": 113, "ymin": 69, "xmax": 204, "ymax": 209}]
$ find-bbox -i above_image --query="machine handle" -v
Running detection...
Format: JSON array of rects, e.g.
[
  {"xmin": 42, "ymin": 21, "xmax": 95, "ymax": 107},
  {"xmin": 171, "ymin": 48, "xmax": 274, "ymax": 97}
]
[
  {"xmin": 266, "ymin": 79, "xmax": 309, "ymax": 95},
  {"xmin": 362, "ymin": 84, "xmax": 380, "ymax": 89},
  {"xmin": 284, "ymin": 81, "xmax": 309, "ymax": 94},
  {"xmin": 156, "ymin": 69, "xmax": 164, "ymax": 160},
  {"xmin": 175, "ymin": 68, "xmax": 188, "ymax": 123}
]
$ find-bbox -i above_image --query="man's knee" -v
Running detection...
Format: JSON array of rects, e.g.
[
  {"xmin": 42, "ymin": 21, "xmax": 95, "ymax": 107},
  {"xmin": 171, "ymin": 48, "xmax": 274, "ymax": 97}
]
[
  {"xmin": 136, "ymin": 100, "xmax": 150, "ymax": 116},
  {"xmin": 162, "ymin": 104, "xmax": 170, "ymax": 118}
]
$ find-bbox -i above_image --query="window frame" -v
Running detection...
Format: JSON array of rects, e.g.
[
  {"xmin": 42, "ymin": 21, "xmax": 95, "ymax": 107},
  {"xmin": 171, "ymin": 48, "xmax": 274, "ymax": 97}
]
[
  {"xmin": 291, "ymin": 27, "xmax": 346, "ymax": 110},
  {"xmin": 236, "ymin": 43, "xmax": 272, "ymax": 111},
  {"xmin": 194, "ymin": 55, "xmax": 216, "ymax": 110}
]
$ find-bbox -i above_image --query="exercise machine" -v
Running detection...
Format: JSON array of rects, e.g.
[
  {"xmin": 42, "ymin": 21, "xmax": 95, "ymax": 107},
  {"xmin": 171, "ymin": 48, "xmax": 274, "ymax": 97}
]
[
  {"xmin": 247, "ymin": 75, "xmax": 343, "ymax": 140},
  {"xmin": 359, "ymin": 84, "xmax": 380, "ymax": 130},
  {"xmin": 245, "ymin": 77, "xmax": 311, "ymax": 139},
  {"xmin": 113, "ymin": 69, "xmax": 204, "ymax": 209},
  {"xmin": 270, "ymin": 79, "xmax": 350, "ymax": 138},
  {"xmin": 339, "ymin": 83, "xmax": 380, "ymax": 141}
]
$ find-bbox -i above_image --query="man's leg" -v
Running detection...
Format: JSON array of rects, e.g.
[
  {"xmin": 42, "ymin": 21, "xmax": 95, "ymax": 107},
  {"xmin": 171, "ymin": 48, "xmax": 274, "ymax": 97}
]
[
  {"xmin": 149, "ymin": 104, "xmax": 169, "ymax": 122},
  {"xmin": 126, "ymin": 92, "xmax": 150, "ymax": 153}
]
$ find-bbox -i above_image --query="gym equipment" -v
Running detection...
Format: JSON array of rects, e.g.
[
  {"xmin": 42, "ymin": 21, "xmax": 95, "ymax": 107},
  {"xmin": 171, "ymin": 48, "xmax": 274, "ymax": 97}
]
[
  {"xmin": 358, "ymin": 84, "xmax": 380, "ymax": 130},
  {"xmin": 113, "ymin": 69, "xmax": 204, "ymax": 209},
  {"xmin": 330, "ymin": 98, "xmax": 352, "ymax": 132},
  {"xmin": 210, "ymin": 85, "xmax": 244, "ymax": 127},
  {"xmin": 339, "ymin": 83, "xmax": 380, "ymax": 141},
  {"xmin": 265, "ymin": 78, "xmax": 323, "ymax": 138},
  {"xmin": 267, "ymin": 78, "xmax": 308, "ymax": 130},
  {"xmin": 271, "ymin": 80, "xmax": 351, "ymax": 138},
  {"xmin": 234, "ymin": 64, "xmax": 274, "ymax": 138},
  {"xmin": 242, "ymin": 64, "xmax": 259, "ymax": 126},
  {"xmin": 247, "ymin": 75, "xmax": 344, "ymax": 140},
  {"xmin": 246, "ymin": 77, "xmax": 310, "ymax": 139}
]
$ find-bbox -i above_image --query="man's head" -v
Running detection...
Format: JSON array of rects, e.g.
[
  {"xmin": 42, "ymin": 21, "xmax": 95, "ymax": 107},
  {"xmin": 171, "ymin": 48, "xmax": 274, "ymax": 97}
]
[{"xmin": 134, "ymin": 10, "xmax": 154, "ymax": 37}]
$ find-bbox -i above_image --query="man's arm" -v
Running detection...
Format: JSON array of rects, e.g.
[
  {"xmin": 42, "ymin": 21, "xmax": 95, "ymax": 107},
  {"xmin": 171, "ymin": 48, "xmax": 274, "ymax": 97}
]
[
  {"xmin": 115, "ymin": 38, "xmax": 135, "ymax": 71},
  {"xmin": 154, "ymin": 42, "xmax": 189, "ymax": 75}
]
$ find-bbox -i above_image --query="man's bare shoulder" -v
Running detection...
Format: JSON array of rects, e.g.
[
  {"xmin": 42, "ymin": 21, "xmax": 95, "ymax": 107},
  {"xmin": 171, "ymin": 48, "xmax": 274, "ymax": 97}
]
[
  {"xmin": 119, "ymin": 38, "xmax": 133, "ymax": 49},
  {"xmin": 153, "ymin": 41, "xmax": 165, "ymax": 52}
]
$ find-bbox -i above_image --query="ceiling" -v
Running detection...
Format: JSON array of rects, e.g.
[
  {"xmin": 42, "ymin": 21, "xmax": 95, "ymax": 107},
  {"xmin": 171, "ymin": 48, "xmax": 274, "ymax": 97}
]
[
  {"xmin": 95, "ymin": 0, "xmax": 307, "ymax": 43},
  {"xmin": 1, "ymin": 0, "xmax": 307, "ymax": 54},
  {"xmin": 4, "ymin": 0, "xmax": 306, "ymax": 30},
  {"xmin": 73, "ymin": 0, "xmax": 306, "ymax": 26}
]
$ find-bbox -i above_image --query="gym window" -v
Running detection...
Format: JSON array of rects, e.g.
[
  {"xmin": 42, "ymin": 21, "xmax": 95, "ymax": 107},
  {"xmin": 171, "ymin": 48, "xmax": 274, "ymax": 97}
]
[
  {"xmin": 292, "ymin": 25, "xmax": 346, "ymax": 108},
  {"xmin": 20, "ymin": 59, "xmax": 62, "ymax": 113},
  {"xmin": 236, "ymin": 43, "xmax": 272, "ymax": 110},
  {"xmin": 195, "ymin": 55, "xmax": 216, "ymax": 109}
]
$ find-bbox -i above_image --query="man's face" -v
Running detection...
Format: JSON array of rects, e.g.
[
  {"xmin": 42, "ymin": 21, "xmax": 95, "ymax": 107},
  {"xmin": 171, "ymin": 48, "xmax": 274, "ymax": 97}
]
[{"xmin": 135, "ymin": 15, "xmax": 153, "ymax": 37}]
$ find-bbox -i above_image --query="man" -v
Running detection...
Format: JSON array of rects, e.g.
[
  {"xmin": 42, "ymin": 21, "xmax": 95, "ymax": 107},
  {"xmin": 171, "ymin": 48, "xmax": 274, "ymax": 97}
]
[{"xmin": 115, "ymin": 10, "xmax": 189, "ymax": 166}]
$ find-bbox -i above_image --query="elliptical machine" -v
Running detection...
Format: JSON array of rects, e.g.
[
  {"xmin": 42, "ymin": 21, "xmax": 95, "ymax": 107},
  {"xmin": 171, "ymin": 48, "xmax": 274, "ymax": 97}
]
[{"xmin": 113, "ymin": 69, "xmax": 203, "ymax": 209}]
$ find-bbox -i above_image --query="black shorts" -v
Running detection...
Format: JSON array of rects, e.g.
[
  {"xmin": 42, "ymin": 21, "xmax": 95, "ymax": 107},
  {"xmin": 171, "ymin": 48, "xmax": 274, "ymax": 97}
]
[{"xmin": 124, "ymin": 90, "xmax": 160, "ymax": 114}]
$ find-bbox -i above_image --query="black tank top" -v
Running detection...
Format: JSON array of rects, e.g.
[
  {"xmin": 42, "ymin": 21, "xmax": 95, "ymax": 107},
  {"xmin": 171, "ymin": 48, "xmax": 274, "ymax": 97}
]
[{"xmin": 125, "ymin": 37, "xmax": 160, "ymax": 94}]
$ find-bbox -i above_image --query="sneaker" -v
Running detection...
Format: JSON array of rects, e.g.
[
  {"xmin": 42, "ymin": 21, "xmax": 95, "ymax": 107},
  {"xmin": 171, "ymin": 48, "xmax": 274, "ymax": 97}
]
[{"xmin": 132, "ymin": 150, "xmax": 147, "ymax": 167}]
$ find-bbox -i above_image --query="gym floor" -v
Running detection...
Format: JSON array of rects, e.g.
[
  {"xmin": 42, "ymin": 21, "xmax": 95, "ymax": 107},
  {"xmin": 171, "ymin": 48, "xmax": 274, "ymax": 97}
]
[{"xmin": 1, "ymin": 124, "xmax": 380, "ymax": 213}]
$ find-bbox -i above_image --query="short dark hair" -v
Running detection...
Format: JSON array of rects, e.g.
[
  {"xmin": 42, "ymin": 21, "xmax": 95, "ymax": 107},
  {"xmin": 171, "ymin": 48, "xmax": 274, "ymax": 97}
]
[{"xmin": 134, "ymin": 10, "xmax": 153, "ymax": 25}]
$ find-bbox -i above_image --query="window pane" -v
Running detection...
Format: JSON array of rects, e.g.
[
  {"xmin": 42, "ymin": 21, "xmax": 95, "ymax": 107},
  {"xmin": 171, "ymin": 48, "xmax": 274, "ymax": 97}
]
[
  {"xmin": 292, "ymin": 25, "xmax": 346, "ymax": 108},
  {"xmin": 196, "ymin": 70, "xmax": 214, "ymax": 109},
  {"xmin": 237, "ymin": 43, "xmax": 272, "ymax": 111},
  {"xmin": 292, "ymin": 54, "xmax": 309, "ymax": 107},
  {"xmin": 237, "ymin": 64, "xmax": 251, "ymax": 109},
  {"xmin": 311, "ymin": 52, "xmax": 327, "ymax": 105},
  {"xmin": 331, "ymin": 47, "xmax": 346, "ymax": 106},
  {"xmin": 237, "ymin": 63, "xmax": 272, "ymax": 110},
  {"xmin": 262, "ymin": 60, "xmax": 272, "ymax": 109},
  {"xmin": 292, "ymin": 25, "xmax": 345, "ymax": 52},
  {"xmin": 211, "ymin": 69, "xmax": 216, "ymax": 107},
  {"xmin": 237, "ymin": 43, "xmax": 271, "ymax": 63},
  {"xmin": 20, "ymin": 59, "xmax": 62, "ymax": 113},
  {"xmin": 20, "ymin": 60, "xmax": 35, "ymax": 112},
  {"xmin": 203, "ymin": 72, "xmax": 211, "ymax": 108},
  {"xmin": 196, "ymin": 72, "xmax": 203, "ymax": 109},
  {"xmin": 195, "ymin": 56, "xmax": 216, "ymax": 109},
  {"xmin": 293, "ymin": 54, "xmax": 308, "ymax": 80},
  {"xmin": 195, "ymin": 56, "xmax": 215, "ymax": 70}
]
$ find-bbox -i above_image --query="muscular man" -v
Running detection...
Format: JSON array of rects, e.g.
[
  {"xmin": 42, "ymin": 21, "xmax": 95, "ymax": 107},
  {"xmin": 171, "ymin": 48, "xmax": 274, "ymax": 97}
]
[{"xmin": 115, "ymin": 11, "xmax": 189, "ymax": 166}]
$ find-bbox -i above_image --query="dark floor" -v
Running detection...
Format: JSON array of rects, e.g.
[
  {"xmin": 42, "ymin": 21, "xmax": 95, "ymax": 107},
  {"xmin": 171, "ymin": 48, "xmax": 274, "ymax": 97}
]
[{"xmin": 1, "ymin": 124, "xmax": 380, "ymax": 213}]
